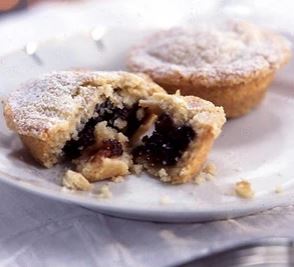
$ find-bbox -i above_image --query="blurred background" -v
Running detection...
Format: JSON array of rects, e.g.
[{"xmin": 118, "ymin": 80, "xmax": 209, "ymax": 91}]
[{"xmin": 0, "ymin": 0, "xmax": 292, "ymax": 60}]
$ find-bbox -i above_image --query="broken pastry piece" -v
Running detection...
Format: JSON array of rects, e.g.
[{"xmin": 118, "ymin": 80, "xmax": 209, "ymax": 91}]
[
  {"xmin": 75, "ymin": 122, "xmax": 132, "ymax": 181},
  {"xmin": 4, "ymin": 71, "xmax": 225, "ymax": 184},
  {"xmin": 62, "ymin": 170, "xmax": 92, "ymax": 191}
]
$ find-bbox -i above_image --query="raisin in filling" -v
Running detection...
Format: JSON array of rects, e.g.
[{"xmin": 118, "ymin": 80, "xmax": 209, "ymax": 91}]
[
  {"xmin": 62, "ymin": 99, "xmax": 143, "ymax": 159},
  {"xmin": 133, "ymin": 113, "xmax": 196, "ymax": 166},
  {"xmin": 96, "ymin": 139, "xmax": 123, "ymax": 158}
]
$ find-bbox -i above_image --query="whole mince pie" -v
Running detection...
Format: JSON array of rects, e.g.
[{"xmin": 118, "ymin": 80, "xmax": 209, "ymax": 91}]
[
  {"xmin": 3, "ymin": 71, "xmax": 225, "ymax": 184},
  {"xmin": 127, "ymin": 20, "xmax": 291, "ymax": 118}
]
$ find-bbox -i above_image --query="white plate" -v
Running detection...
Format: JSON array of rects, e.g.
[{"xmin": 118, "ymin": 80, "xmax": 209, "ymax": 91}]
[{"xmin": 0, "ymin": 28, "xmax": 294, "ymax": 222}]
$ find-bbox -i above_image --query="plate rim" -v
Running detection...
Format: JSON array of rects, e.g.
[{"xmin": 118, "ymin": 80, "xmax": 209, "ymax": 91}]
[{"xmin": 0, "ymin": 167, "xmax": 293, "ymax": 222}]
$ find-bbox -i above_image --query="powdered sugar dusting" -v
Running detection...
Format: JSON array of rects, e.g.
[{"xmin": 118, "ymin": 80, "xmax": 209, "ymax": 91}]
[
  {"xmin": 4, "ymin": 71, "xmax": 164, "ymax": 141},
  {"xmin": 4, "ymin": 71, "xmax": 97, "ymax": 137},
  {"xmin": 128, "ymin": 20, "xmax": 291, "ymax": 87}
]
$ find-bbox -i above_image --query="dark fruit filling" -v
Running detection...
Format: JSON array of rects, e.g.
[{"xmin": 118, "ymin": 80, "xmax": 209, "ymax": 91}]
[
  {"xmin": 96, "ymin": 139, "xmax": 123, "ymax": 158},
  {"xmin": 133, "ymin": 113, "xmax": 196, "ymax": 166},
  {"xmin": 62, "ymin": 99, "xmax": 144, "ymax": 159}
]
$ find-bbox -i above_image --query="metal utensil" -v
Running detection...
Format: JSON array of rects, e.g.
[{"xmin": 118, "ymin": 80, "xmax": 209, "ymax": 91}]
[{"xmin": 173, "ymin": 238, "xmax": 294, "ymax": 267}]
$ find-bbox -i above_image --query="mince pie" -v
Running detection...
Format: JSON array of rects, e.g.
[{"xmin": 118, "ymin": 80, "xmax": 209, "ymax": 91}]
[
  {"xmin": 127, "ymin": 20, "xmax": 291, "ymax": 118},
  {"xmin": 4, "ymin": 71, "xmax": 225, "ymax": 184}
]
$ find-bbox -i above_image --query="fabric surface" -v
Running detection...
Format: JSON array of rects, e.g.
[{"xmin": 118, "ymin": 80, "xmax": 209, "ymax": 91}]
[
  {"xmin": 1, "ymin": 182, "xmax": 294, "ymax": 267},
  {"xmin": 0, "ymin": 1, "xmax": 293, "ymax": 266}
]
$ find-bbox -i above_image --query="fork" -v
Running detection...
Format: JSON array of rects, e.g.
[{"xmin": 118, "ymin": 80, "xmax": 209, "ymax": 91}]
[{"xmin": 172, "ymin": 237, "xmax": 294, "ymax": 267}]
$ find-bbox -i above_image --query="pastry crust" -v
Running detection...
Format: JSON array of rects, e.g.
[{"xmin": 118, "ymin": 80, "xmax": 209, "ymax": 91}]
[{"xmin": 128, "ymin": 20, "xmax": 291, "ymax": 118}]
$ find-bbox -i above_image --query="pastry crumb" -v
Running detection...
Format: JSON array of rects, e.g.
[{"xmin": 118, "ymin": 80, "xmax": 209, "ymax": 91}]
[
  {"xmin": 235, "ymin": 180, "xmax": 254, "ymax": 199},
  {"xmin": 77, "ymin": 154, "xmax": 130, "ymax": 182},
  {"xmin": 98, "ymin": 185, "xmax": 112, "ymax": 199},
  {"xmin": 113, "ymin": 118, "xmax": 127, "ymax": 129},
  {"xmin": 112, "ymin": 176, "xmax": 125, "ymax": 183},
  {"xmin": 205, "ymin": 173, "xmax": 215, "ymax": 181},
  {"xmin": 193, "ymin": 162, "xmax": 217, "ymax": 184},
  {"xmin": 193, "ymin": 172, "xmax": 206, "ymax": 184},
  {"xmin": 132, "ymin": 164, "xmax": 143, "ymax": 175},
  {"xmin": 203, "ymin": 162, "xmax": 217, "ymax": 176},
  {"xmin": 160, "ymin": 195, "xmax": 172, "ymax": 205},
  {"xmin": 193, "ymin": 170, "xmax": 215, "ymax": 184},
  {"xmin": 274, "ymin": 185, "xmax": 283, "ymax": 194},
  {"xmin": 62, "ymin": 170, "xmax": 91, "ymax": 191},
  {"xmin": 159, "ymin": 168, "xmax": 171, "ymax": 182}
]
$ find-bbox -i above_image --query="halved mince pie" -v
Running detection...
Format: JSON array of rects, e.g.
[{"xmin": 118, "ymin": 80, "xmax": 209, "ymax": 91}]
[{"xmin": 4, "ymin": 71, "xmax": 225, "ymax": 184}]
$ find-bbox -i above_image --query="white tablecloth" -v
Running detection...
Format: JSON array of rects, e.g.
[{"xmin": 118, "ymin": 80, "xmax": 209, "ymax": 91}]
[
  {"xmin": 0, "ymin": 1, "xmax": 293, "ymax": 266},
  {"xmin": 2, "ymin": 183, "xmax": 294, "ymax": 267}
]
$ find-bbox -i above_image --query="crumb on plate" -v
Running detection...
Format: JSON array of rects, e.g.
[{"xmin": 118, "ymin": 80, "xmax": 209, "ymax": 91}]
[
  {"xmin": 235, "ymin": 180, "xmax": 255, "ymax": 199},
  {"xmin": 112, "ymin": 176, "xmax": 125, "ymax": 183},
  {"xmin": 274, "ymin": 185, "xmax": 283, "ymax": 194},
  {"xmin": 62, "ymin": 170, "xmax": 91, "ymax": 191},
  {"xmin": 159, "ymin": 168, "xmax": 171, "ymax": 182},
  {"xmin": 203, "ymin": 162, "xmax": 217, "ymax": 176},
  {"xmin": 160, "ymin": 195, "xmax": 172, "ymax": 205},
  {"xmin": 193, "ymin": 172, "xmax": 206, "ymax": 185},
  {"xmin": 193, "ymin": 163, "xmax": 217, "ymax": 184},
  {"xmin": 98, "ymin": 184, "xmax": 112, "ymax": 199},
  {"xmin": 131, "ymin": 164, "xmax": 143, "ymax": 176}
]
